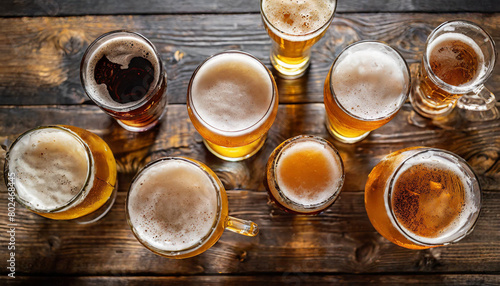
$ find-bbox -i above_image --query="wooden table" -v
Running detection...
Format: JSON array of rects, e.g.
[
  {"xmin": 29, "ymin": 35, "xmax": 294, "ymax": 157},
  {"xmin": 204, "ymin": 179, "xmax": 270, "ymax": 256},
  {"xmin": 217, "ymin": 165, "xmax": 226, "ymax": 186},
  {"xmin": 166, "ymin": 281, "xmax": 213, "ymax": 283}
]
[{"xmin": 1, "ymin": 1, "xmax": 499, "ymax": 285}]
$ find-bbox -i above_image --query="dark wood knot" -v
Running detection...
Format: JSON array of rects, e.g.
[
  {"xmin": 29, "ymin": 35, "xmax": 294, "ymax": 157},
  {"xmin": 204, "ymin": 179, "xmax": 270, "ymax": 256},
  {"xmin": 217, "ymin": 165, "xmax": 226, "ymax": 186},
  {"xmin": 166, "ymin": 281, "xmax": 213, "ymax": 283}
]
[
  {"xmin": 46, "ymin": 235, "xmax": 61, "ymax": 252},
  {"xmin": 355, "ymin": 240, "xmax": 378, "ymax": 264},
  {"xmin": 57, "ymin": 30, "xmax": 84, "ymax": 56}
]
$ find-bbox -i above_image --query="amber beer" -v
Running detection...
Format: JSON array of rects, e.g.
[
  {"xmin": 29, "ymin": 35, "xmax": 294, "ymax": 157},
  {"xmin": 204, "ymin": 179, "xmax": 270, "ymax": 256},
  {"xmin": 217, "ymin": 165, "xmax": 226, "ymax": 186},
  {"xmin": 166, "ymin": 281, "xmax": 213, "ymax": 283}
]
[
  {"xmin": 260, "ymin": 0, "xmax": 336, "ymax": 78},
  {"xmin": 410, "ymin": 21, "xmax": 497, "ymax": 118},
  {"xmin": 324, "ymin": 41, "xmax": 410, "ymax": 143},
  {"xmin": 266, "ymin": 135, "xmax": 344, "ymax": 214},
  {"xmin": 365, "ymin": 147, "xmax": 481, "ymax": 249},
  {"xmin": 81, "ymin": 31, "xmax": 167, "ymax": 132},
  {"xmin": 4, "ymin": 126, "xmax": 117, "ymax": 223},
  {"xmin": 126, "ymin": 157, "xmax": 258, "ymax": 259},
  {"xmin": 187, "ymin": 51, "xmax": 278, "ymax": 161}
]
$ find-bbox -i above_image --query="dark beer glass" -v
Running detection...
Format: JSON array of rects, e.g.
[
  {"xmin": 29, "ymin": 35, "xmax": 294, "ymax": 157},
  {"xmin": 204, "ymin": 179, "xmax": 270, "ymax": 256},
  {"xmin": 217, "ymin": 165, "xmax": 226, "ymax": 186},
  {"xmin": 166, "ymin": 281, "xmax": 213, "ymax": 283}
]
[{"xmin": 81, "ymin": 31, "xmax": 167, "ymax": 132}]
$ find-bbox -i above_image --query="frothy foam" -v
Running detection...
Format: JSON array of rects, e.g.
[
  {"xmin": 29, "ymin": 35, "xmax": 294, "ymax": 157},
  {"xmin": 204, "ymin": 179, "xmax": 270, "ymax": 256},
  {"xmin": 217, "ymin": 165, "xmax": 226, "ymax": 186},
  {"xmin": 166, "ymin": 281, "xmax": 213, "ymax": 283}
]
[
  {"xmin": 332, "ymin": 48, "xmax": 406, "ymax": 120},
  {"xmin": 128, "ymin": 159, "xmax": 218, "ymax": 251},
  {"xmin": 84, "ymin": 34, "xmax": 160, "ymax": 109},
  {"xmin": 276, "ymin": 140, "xmax": 342, "ymax": 206},
  {"xmin": 426, "ymin": 32, "xmax": 486, "ymax": 85},
  {"xmin": 8, "ymin": 128, "xmax": 91, "ymax": 211},
  {"xmin": 262, "ymin": 0, "xmax": 335, "ymax": 40},
  {"xmin": 191, "ymin": 53, "xmax": 274, "ymax": 134},
  {"xmin": 391, "ymin": 152, "xmax": 479, "ymax": 245}
]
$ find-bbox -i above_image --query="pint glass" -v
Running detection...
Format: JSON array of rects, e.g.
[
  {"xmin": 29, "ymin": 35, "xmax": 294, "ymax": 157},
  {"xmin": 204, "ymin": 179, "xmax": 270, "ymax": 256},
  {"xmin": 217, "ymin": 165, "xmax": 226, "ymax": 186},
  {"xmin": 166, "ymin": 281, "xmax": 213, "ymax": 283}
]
[
  {"xmin": 324, "ymin": 41, "xmax": 410, "ymax": 143},
  {"xmin": 260, "ymin": 0, "xmax": 337, "ymax": 78},
  {"xmin": 126, "ymin": 157, "xmax": 259, "ymax": 259},
  {"xmin": 4, "ymin": 125, "xmax": 117, "ymax": 223},
  {"xmin": 266, "ymin": 135, "xmax": 344, "ymax": 214},
  {"xmin": 81, "ymin": 31, "xmax": 168, "ymax": 132},
  {"xmin": 187, "ymin": 51, "xmax": 278, "ymax": 161},
  {"xmin": 365, "ymin": 147, "xmax": 481, "ymax": 249},
  {"xmin": 410, "ymin": 21, "xmax": 497, "ymax": 118}
]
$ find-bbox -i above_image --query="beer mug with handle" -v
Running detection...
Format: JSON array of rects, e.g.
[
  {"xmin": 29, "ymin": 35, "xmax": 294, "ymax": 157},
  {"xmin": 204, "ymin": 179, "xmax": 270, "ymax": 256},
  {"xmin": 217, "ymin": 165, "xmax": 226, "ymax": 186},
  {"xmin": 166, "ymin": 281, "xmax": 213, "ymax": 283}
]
[
  {"xmin": 126, "ymin": 157, "xmax": 259, "ymax": 259},
  {"xmin": 410, "ymin": 20, "xmax": 497, "ymax": 120}
]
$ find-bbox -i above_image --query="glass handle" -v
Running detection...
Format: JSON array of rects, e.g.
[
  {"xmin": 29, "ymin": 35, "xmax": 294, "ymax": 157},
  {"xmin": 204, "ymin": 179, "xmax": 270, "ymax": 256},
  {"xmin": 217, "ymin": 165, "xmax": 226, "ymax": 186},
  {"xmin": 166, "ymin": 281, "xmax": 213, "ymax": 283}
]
[
  {"xmin": 225, "ymin": 216, "xmax": 259, "ymax": 237},
  {"xmin": 457, "ymin": 86, "xmax": 498, "ymax": 121}
]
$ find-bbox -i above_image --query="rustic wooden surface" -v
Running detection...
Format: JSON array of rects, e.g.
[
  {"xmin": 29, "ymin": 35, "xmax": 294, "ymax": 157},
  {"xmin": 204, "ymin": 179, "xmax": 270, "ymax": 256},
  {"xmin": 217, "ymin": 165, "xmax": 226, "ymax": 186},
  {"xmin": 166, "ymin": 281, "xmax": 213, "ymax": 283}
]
[
  {"xmin": 0, "ymin": 1, "xmax": 499, "ymax": 285},
  {"xmin": 1, "ymin": 13, "xmax": 499, "ymax": 105},
  {"xmin": 1, "ymin": 0, "xmax": 499, "ymax": 16}
]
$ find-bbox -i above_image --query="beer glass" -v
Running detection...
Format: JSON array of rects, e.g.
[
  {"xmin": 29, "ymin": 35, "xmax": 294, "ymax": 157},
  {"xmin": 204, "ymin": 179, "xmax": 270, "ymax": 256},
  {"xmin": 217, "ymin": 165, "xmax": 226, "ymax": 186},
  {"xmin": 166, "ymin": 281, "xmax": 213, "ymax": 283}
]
[
  {"xmin": 410, "ymin": 20, "xmax": 497, "ymax": 118},
  {"xmin": 81, "ymin": 31, "xmax": 168, "ymax": 132},
  {"xmin": 126, "ymin": 157, "xmax": 259, "ymax": 259},
  {"xmin": 187, "ymin": 51, "xmax": 278, "ymax": 161},
  {"xmin": 266, "ymin": 135, "xmax": 344, "ymax": 214},
  {"xmin": 324, "ymin": 41, "xmax": 411, "ymax": 143},
  {"xmin": 3, "ymin": 125, "xmax": 117, "ymax": 223},
  {"xmin": 260, "ymin": 0, "xmax": 337, "ymax": 78},
  {"xmin": 365, "ymin": 147, "xmax": 481, "ymax": 249}
]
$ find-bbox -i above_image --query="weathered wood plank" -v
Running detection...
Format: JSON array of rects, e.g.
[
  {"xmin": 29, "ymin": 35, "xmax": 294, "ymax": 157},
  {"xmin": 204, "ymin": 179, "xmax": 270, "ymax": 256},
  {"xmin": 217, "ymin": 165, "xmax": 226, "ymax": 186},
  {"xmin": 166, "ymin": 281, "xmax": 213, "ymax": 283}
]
[
  {"xmin": 0, "ymin": 94, "xmax": 499, "ymax": 277},
  {"xmin": 0, "ymin": 103, "xmax": 499, "ymax": 275},
  {"xmin": 0, "ymin": 189, "xmax": 499, "ymax": 275},
  {"xmin": 1, "ymin": 274, "xmax": 500, "ymax": 285},
  {"xmin": 1, "ymin": 104, "xmax": 499, "ymax": 191},
  {"xmin": 0, "ymin": 13, "xmax": 499, "ymax": 105},
  {"xmin": 0, "ymin": 0, "xmax": 498, "ymax": 17}
]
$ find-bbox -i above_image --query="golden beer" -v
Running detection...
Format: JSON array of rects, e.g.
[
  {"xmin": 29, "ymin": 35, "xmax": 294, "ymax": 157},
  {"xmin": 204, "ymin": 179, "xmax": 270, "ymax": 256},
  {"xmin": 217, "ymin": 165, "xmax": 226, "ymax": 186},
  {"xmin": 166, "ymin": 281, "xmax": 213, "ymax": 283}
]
[
  {"xmin": 260, "ymin": 0, "xmax": 336, "ymax": 78},
  {"xmin": 187, "ymin": 51, "xmax": 278, "ymax": 161},
  {"xmin": 4, "ymin": 125, "xmax": 117, "ymax": 222},
  {"xmin": 410, "ymin": 21, "xmax": 497, "ymax": 118},
  {"xmin": 81, "ymin": 31, "xmax": 168, "ymax": 132},
  {"xmin": 324, "ymin": 41, "xmax": 410, "ymax": 143},
  {"xmin": 365, "ymin": 147, "xmax": 481, "ymax": 249},
  {"xmin": 126, "ymin": 157, "xmax": 258, "ymax": 259},
  {"xmin": 266, "ymin": 135, "xmax": 344, "ymax": 214}
]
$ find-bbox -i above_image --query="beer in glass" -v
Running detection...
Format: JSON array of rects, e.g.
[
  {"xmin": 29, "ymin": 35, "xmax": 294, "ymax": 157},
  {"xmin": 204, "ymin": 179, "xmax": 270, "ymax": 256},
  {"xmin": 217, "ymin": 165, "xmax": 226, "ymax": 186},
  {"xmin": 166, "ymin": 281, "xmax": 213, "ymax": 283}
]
[
  {"xmin": 324, "ymin": 41, "xmax": 410, "ymax": 143},
  {"xmin": 126, "ymin": 157, "xmax": 258, "ymax": 259},
  {"xmin": 410, "ymin": 21, "xmax": 497, "ymax": 118},
  {"xmin": 187, "ymin": 51, "xmax": 278, "ymax": 161},
  {"xmin": 260, "ymin": 0, "xmax": 337, "ymax": 78},
  {"xmin": 81, "ymin": 31, "xmax": 168, "ymax": 132},
  {"xmin": 4, "ymin": 125, "xmax": 117, "ymax": 223},
  {"xmin": 266, "ymin": 135, "xmax": 344, "ymax": 214},
  {"xmin": 365, "ymin": 147, "xmax": 481, "ymax": 249}
]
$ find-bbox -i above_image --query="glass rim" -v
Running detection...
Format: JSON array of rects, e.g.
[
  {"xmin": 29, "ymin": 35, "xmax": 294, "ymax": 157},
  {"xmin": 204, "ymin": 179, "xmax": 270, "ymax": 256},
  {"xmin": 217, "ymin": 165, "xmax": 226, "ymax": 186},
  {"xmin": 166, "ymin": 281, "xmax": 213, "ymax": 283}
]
[
  {"xmin": 271, "ymin": 135, "xmax": 345, "ymax": 212},
  {"xmin": 187, "ymin": 50, "xmax": 277, "ymax": 134},
  {"xmin": 386, "ymin": 147, "xmax": 482, "ymax": 246},
  {"xmin": 125, "ymin": 156, "xmax": 224, "ymax": 257},
  {"xmin": 80, "ymin": 30, "xmax": 166, "ymax": 112},
  {"xmin": 422, "ymin": 20, "xmax": 497, "ymax": 94},
  {"xmin": 4, "ymin": 125, "xmax": 94, "ymax": 214},
  {"xmin": 259, "ymin": 0, "xmax": 337, "ymax": 39},
  {"xmin": 328, "ymin": 40, "xmax": 411, "ymax": 122}
]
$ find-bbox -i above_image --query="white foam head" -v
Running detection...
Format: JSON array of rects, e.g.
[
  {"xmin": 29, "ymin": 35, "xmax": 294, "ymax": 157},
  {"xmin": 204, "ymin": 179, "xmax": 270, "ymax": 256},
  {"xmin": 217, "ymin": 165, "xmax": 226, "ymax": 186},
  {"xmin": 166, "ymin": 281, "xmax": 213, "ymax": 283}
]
[
  {"xmin": 262, "ymin": 0, "xmax": 336, "ymax": 41},
  {"xmin": 331, "ymin": 42, "xmax": 408, "ymax": 120},
  {"xmin": 190, "ymin": 52, "xmax": 275, "ymax": 136},
  {"xmin": 83, "ymin": 32, "xmax": 160, "ymax": 109},
  {"xmin": 8, "ymin": 127, "xmax": 92, "ymax": 211},
  {"xmin": 128, "ymin": 159, "xmax": 219, "ymax": 251},
  {"xmin": 390, "ymin": 151, "xmax": 480, "ymax": 245},
  {"xmin": 276, "ymin": 139, "xmax": 343, "ymax": 206},
  {"xmin": 426, "ymin": 32, "xmax": 486, "ymax": 86}
]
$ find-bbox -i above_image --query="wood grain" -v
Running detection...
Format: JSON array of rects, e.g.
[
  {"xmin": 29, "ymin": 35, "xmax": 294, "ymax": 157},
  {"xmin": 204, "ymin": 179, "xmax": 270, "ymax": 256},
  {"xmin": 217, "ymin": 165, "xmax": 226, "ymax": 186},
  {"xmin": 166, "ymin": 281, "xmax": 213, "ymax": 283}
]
[
  {"xmin": 0, "ymin": 0, "xmax": 499, "ymax": 17},
  {"xmin": 1, "ymin": 274, "xmax": 500, "ymax": 285},
  {"xmin": 0, "ymin": 190, "xmax": 499, "ymax": 275},
  {"xmin": 0, "ymin": 13, "xmax": 499, "ymax": 105},
  {"xmin": 1, "ymin": 104, "xmax": 499, "ymax": 191},
  {"xmin": 0, "ymin": 104, "xmax": 499, "ymax": 276},
  {"xmin": 1, "ymin": 7, "xmax": 500, "ymax": 282}
]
